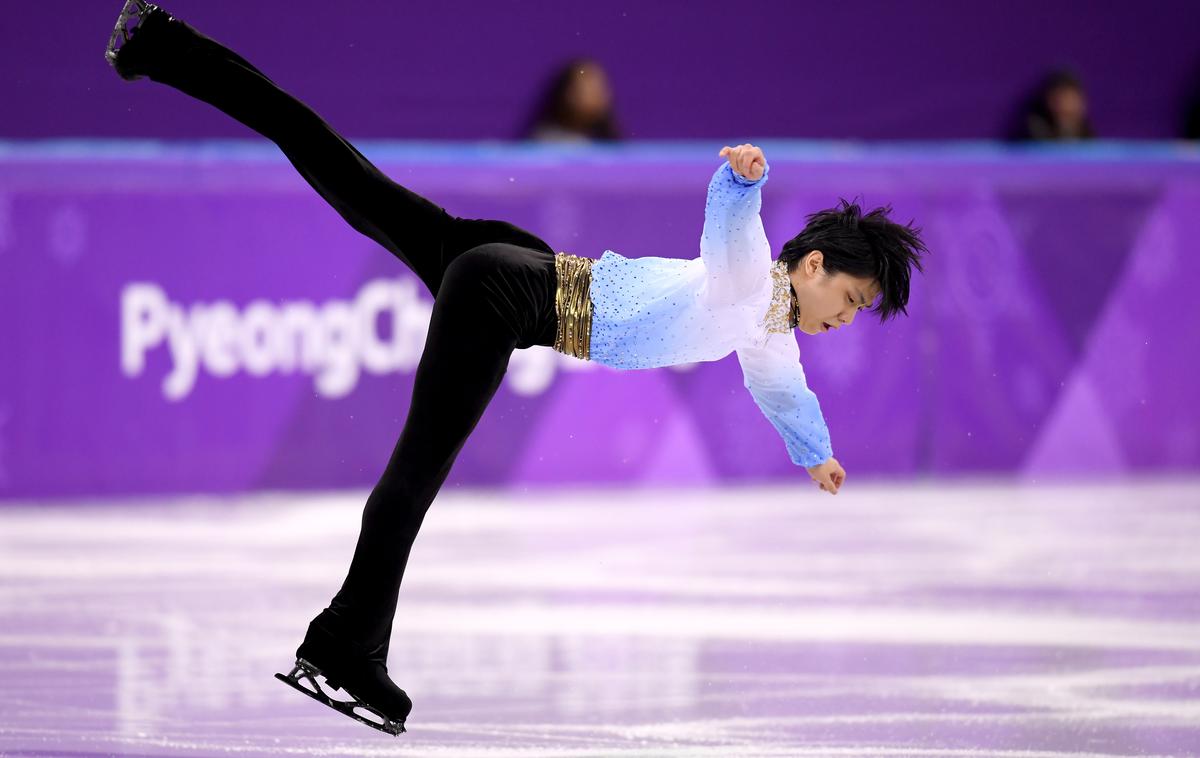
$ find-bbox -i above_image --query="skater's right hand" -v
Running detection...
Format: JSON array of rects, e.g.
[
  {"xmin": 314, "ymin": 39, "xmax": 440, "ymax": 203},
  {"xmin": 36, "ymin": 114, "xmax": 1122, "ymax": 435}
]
[
  {"xmin": 718, "ymin": 143, "xmax": 767, "ymax": 182},
  {"xmin": 806, "ymin": 456, "xmax": 845, "ymax": 495}
]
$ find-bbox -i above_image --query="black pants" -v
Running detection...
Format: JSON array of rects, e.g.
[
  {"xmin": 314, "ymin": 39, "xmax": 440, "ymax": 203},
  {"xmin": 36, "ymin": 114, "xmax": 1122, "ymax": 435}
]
[{"xmin": 144, "ymin": 20, "xmax": 561, "ymax": 663}]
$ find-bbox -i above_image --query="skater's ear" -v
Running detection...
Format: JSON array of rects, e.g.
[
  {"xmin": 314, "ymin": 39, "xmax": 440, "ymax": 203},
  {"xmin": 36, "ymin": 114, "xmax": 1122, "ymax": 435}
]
[{"xmin": 803, "ymin": 250, "xmax": 824, "ymax": 276}]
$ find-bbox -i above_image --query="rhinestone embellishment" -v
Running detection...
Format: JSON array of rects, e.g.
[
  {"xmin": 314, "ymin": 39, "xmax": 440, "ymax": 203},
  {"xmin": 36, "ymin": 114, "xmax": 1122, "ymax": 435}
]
[{"xmin": 760, "ymin": 258, "xmax": 798, "ymax": 334}]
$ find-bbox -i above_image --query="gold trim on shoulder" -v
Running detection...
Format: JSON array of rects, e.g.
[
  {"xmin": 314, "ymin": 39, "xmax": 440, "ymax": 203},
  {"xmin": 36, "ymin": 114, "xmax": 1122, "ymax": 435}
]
[
  {"xmin": 760, "ymin": 258, "xmax": 799, "ymax": 334},
  {"xmin": 552, "ymin": 252, "xmax": 594, "ymax": 360}
]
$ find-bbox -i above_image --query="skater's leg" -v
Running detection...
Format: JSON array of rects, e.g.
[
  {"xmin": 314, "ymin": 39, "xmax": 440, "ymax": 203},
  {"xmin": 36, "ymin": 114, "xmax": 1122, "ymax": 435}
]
[
  {"xmin": 321, "ymin": 244, "xmax": 528, "ymax": 646},
  {"xmin": 119, "ymin": 7, "xmax": 554, "ymax": 295},
  {"xmin": 294, "ymin": 242, "xmax": 557, "ymax": 723}
]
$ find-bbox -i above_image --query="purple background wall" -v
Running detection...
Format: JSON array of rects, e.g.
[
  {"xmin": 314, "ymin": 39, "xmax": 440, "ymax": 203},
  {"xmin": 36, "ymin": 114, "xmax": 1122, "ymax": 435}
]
[
  {"xmin": 2, "ymin": 140, "xmax": 1198, "ymax": 500},
  {"xmin": 6, "ymin": 1, "xmax": 1200, "ymax": 141},
  {"xmin": 5, "ymin": 1, "xmax": 1200, "ymax": 499}
]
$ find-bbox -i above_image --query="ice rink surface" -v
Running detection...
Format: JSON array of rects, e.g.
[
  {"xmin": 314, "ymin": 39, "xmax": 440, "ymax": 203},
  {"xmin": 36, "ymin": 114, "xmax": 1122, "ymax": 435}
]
[{"xmin": 1, "ymin": 479, "xmax": 1198, "ymax": 757}]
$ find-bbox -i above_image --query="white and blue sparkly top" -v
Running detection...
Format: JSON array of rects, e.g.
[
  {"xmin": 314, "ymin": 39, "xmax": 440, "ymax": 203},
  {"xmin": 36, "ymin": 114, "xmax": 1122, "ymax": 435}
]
[{"xmin": 586, "ymin": 160, "xmax": 833, "ymax": 468}]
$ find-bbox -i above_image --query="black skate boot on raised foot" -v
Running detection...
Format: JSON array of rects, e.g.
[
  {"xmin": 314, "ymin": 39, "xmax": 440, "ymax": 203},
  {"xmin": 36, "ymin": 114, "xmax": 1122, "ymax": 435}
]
[
  {"xmin": 275, "ymin": 618, "xmax": 411, "ymax": 736},
  {"xmin": 104, "ymin": 0, "xmax": 177, "ymax": 80}
]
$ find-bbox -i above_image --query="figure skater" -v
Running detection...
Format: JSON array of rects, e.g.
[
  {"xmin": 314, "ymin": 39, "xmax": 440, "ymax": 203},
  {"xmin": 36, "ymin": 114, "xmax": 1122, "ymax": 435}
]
[{"xmin": 104, "ymin": 0, "xmax": 929, "ymax": 736}]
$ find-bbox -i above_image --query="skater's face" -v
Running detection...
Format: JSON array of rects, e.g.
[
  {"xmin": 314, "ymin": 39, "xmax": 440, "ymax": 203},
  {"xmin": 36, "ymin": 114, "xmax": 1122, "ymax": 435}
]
[{"xmin": 788, "ymin": 251, "xmax": 880, "ymax": 336}]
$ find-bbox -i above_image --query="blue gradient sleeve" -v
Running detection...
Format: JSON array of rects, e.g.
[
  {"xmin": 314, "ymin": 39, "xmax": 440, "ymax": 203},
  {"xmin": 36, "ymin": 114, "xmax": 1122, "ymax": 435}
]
[
  {"xmin": 699, "ymin": 160, "xmax": 772, "ymax": 304},
  {"xmin": 735, "ymin": 330, "xmax": 833, "ymax": 468}
]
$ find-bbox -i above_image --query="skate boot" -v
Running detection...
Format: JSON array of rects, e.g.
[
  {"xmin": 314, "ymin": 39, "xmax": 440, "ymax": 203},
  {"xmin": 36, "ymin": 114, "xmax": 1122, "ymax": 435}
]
[
  {"xmin": 104, "ymin": 0, "xmax": 186, "ymax": 81},
  {"xmin": 275, "ymin": 617, "xmax": 411, "ymax": 736}
]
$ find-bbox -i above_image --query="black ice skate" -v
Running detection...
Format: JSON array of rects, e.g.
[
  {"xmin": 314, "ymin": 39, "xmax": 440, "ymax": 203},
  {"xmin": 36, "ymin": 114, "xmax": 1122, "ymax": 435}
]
[
  {"xmin": 275, "ymin": 657, "xmax": 407, "ymax": 736},
  {"xmin": 275, "ymin": 617, "xmax": 411, "ymax": 735},
  {"xmin": 104, "ymin": 0, "xmax": 175, "ymax": 80}
]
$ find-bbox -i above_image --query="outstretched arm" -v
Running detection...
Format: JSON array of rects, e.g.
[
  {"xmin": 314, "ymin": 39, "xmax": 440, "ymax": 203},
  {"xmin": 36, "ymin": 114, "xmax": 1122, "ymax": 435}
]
[
  {"xmin": 735, "ymin": 330, "xmax": 846, "ymax": 494},
  {"xmin": 700, "ymin": 144, "xmax": 772, "ymax": 304}
]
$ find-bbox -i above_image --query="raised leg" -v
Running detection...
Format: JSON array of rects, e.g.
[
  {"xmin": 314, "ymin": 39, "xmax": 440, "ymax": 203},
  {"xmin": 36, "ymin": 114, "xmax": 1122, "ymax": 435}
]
[{"xmin": 113, "ymin": 4, "xmax": 555, "ymax": 295}]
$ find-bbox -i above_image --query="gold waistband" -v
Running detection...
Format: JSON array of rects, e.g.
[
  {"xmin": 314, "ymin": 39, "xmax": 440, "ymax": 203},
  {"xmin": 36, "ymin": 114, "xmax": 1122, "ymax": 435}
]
[{"xmin": 552, "ymin": 252, "xmax": 594, "ymax": 360}]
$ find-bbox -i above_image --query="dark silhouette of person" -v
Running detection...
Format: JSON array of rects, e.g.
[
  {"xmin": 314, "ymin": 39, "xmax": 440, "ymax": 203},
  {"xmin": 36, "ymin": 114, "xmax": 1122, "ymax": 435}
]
[
  {"xmin": 520, "ymin": 57, "xmax": 621, "ymax": 142},
  {"xmin": 1182, "ymin": 59, "xmax": 1200, "ymax": 140},
  {"xmin": 1008, "ymin": 68, "xmax": 1096, "ymax": 141}
]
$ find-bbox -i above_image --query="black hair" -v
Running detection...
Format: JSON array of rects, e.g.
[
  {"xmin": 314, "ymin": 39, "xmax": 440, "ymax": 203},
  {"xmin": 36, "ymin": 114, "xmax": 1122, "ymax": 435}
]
[{"xmin": 779, "ymin": 197, "xmax": 929, "ymax": 325}]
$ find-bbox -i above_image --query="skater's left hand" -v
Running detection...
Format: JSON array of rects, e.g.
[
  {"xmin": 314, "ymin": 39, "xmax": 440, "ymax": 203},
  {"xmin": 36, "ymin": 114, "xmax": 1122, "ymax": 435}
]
[
  {"xmin": 719, "ymin": 143, "xmax": 767, "ymax": 181},
  {"xmin": 806, "ymin": 456, "xmax": 845, "ymax": 495}
]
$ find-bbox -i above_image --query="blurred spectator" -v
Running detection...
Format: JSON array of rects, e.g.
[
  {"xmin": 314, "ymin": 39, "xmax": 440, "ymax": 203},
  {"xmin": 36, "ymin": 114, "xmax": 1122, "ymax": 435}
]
[
  {"xmin": 1183, "ymin": 60, "xmax": 1200, "ymax": 140},
  {"xmin": 520, "ymin": 57, "xmax": 622, "ymax": 142},
  {"xmin": 1010, "ymin": 68, "xmax": 1096, "ymax": 141},
  {"xmin": 1186, "ymin": 97, "xmax": 1200, "ymax": 140}
]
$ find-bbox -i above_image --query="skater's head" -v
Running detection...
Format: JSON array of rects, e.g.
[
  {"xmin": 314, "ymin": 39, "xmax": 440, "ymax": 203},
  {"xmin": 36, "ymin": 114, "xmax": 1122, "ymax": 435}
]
[{"xmin": 779, "ymin": 198, "xmax": 928, "ymax": 336}]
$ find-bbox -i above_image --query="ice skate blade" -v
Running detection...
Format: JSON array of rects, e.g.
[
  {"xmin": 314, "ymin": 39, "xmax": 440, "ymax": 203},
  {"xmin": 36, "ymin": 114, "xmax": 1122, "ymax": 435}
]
[
  {"xmin": 105, "ymin": 0, "xmax": 159, "ymax": 71},
  {"xmin": 274, "ymin": 658, "xmax": 407, "ymax": 736}
]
